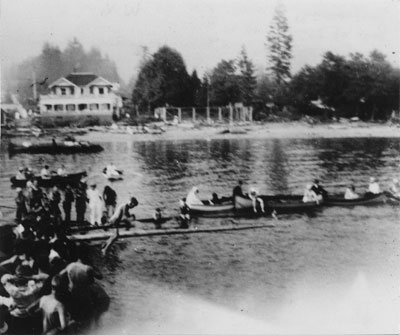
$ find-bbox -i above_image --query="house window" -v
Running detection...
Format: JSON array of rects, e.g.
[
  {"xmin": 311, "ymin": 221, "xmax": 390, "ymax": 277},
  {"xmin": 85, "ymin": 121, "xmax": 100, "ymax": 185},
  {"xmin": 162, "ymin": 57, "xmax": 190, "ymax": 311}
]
[
  {"xmin": 99, "ymin": 87, "xmax": 104, "ymax": 95},
  {"xmin": 89, "ymin": 104, "xmax": 99, "ymax": 111},
  {"xmin": 81, "ymin": 88, "xmax": 84, "ymax": 94},
  {"xmin": 100, "ymin": 103, "xmax": 110, "ymax": 110},
  {"xmin": 90, "ymin": 87, "xmax": 94, "ymax": 94},
  {"xmin": 66, "ymin": 104, "xmax": 76, "ymax": 111},
  {"xmin": 78, "ymin": 104, "xmax": 87, "ymax": 111},
  {"xmin": 45, "ymin": 105, "xmax": 53, "ymax": 111},
  {"xmin": 61, "ymin": 88, "xmax": 67, "ymax": 95},
  {"xmin": 70, "ymin": 87, "xmax": 74, "ymax": 95},
  {"xmin": 55, "ymin": 104, "xmax": 64, "ymax": 111}
]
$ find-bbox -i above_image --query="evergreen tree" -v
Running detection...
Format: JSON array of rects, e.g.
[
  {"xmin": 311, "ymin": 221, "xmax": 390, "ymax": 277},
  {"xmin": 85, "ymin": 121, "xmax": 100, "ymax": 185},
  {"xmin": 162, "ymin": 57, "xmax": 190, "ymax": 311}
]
[
  {"xmin": 237, "ymin": 47, "xmax": 257, "ymax": 105},
  {"xmin": 132, "ymin": 46, "xmax": 191, "ymax": 110},
  {"xmin": 266, "ymin": 2, "xmax": 293, "ymax": 86},
  {"xmin": 209, "ymin": 60, "xmax": 240, "ymax": 106}
]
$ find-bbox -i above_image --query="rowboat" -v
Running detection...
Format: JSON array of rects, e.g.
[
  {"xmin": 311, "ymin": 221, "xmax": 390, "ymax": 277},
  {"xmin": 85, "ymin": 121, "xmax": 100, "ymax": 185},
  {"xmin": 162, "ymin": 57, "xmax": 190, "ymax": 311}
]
[
  {"xmin": 323, "ymin": 193, "xmax": 386, "ymax": 206},
  {"xmin": 188, "ymin": 199, "xmax": 235, "ymax": 217},
  {"xmin": 234, "ymin": 195, "xmax": 321, "ymax": 214},
  {"xmin": 10, "ymin": 171, "xmax": 87, "ymax": 188},
  {"xmin": 8, "ymin": 141, "xmax": 103, "ymax": 155}
]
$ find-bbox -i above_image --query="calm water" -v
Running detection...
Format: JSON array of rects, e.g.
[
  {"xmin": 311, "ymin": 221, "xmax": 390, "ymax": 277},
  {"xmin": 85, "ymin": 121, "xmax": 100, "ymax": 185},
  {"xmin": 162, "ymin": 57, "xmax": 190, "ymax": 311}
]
[{"xmin": 0, "ymin": 137, "xmax": 399, "ymax": 333}]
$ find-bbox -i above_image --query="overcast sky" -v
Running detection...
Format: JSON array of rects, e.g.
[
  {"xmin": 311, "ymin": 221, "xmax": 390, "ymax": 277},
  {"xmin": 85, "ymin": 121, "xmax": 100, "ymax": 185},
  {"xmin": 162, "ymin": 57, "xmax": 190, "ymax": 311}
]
[{"xmin": 1, "ymin": 0, "xmax": 399, "ymax": 83}]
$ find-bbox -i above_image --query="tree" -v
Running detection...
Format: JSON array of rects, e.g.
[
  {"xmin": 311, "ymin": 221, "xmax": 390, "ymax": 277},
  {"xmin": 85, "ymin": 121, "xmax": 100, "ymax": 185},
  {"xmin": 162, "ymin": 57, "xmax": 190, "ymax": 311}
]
[
  {"xmin": 132, "ymin": 46, "xmax": 191, "ymax": 110},
  {"xmin": 209, "ymin": 60, "xmax": 240, "ymax": 106},
  {"xmin": 237, "ymin": 47, "xmax": 257, "ymax": 105},
  {"xmin": 62, "ymin": 38, "xmax": 87, "ymax": 73},
  {"xmin": 266, "ymin": 2, "xmax": 293, "ymax": 87},
  {"xmin": 189, "ymin": 70, "xmax": 202, "ymax": 106}
]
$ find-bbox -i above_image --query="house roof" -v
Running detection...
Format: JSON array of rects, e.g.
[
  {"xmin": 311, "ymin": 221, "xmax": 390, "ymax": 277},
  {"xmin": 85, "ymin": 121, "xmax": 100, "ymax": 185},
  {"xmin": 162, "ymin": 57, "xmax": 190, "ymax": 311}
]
[{"xmin": 65, "ymin": 73, "xmax": 98, "ymax": 87}]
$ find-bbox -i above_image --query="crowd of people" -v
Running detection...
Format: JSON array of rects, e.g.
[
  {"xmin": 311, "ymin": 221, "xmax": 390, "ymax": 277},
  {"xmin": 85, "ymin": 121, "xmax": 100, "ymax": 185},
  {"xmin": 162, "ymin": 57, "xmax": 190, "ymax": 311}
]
[{"xmin": 0, "ymin": 236, "xmax": 110, "ymax": 335}]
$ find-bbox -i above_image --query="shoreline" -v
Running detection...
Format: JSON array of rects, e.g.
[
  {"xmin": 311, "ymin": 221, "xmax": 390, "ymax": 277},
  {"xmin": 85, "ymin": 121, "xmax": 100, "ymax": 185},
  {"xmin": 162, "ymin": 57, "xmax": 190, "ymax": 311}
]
[{"xmin": 75, "ymin": 122, "xmax": 400, "ymax": 143}]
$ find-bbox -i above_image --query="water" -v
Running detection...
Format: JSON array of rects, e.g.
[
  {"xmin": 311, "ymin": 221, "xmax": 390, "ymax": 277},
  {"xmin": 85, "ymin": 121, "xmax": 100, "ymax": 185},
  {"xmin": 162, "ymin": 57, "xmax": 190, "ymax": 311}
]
[{"xmin": 1, "ymin": 137, "xmax": 399, "ymax": 333}]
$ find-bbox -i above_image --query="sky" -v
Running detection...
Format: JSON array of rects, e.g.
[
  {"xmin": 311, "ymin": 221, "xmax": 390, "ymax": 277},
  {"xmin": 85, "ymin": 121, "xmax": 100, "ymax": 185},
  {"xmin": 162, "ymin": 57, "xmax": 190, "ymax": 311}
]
[{"xmin": 1, "ymin": 0, "xmax": 399, "ymax": 83}]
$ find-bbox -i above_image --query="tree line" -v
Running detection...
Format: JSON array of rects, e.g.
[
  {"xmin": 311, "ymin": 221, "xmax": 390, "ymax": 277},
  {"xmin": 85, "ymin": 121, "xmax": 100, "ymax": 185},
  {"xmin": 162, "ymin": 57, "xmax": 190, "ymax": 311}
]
[
  {"xmin": 4, "ymin": 3, "xmax": 399, "ymax": 121},
  {"xmin": 132, "ymin": 3, "xmax": 399, "ymax": 121}
]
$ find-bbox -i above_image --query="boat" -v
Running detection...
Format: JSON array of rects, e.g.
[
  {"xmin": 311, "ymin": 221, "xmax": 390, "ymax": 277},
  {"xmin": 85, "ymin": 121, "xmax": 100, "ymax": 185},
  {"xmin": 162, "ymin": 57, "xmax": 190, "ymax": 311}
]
[
  {"xmin": 323, "ymin": 192, "xmax": 386, "ymax": 206},
  {"xmin": 188, "ymin": 199, "xmax": 235, "ymax": 217},
  {"xmin": 10, "ymin": 171, "xmax": 87, "ymax": 188},
  {"xmin": 102, "ymin": 167, "xmax": 123, "ymax": 181},
  {"xmin": 8, "ymin": 141, "xmax": 103, "ymax": 155},
  {"xmin": 234, "ymin": 195, "xmax": 321, "ymax": 214},
  {"xmin": 384, "ymin": 191, "xmax": 400, "ymax": 205}
]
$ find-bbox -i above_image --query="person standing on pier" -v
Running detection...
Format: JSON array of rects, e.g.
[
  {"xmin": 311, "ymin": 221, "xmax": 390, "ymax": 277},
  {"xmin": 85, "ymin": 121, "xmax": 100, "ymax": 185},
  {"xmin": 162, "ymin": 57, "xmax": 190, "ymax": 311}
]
[
  {"xmin": 87, "ymin": 184, "xmax": 103, "ymax": 226},
  {"xmin": 75, "ymin": 180, "xmax": 87, "ymax": 224},
  {"xmin": 103, "ymin": 185, "xmax": 117, "ymax": 218},
  {"xmin": 63, "ymin": 185, "xmax": 74, "ymax": 225}
]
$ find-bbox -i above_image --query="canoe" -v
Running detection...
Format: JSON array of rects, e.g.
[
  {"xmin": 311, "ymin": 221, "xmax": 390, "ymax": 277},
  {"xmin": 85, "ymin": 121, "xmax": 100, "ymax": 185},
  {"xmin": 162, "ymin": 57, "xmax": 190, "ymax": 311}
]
[
  {"xmin": 384, "ymin": 191, "xmax": 400, "ymax": 205},
  {"xmin": 102, "ymin": 168, "xmax": 123, "ymax": 181},
  {"xmin": 8, "ymin": 141, "xmax": 103, "ymax": 155},
  {"xmin": 234, "ymin": 195, "xmax": 321, "ymax": 214},
  {"xmin": 10, "ymin": 171, "xmax": 87, "ymax": 188},
  {"xmin": 187, "ymin": 198, "xmax": 235, "ymax": 217},
  {"xmin": 323, "ymin": 193, "xmax": 386, "ymax": 206}
]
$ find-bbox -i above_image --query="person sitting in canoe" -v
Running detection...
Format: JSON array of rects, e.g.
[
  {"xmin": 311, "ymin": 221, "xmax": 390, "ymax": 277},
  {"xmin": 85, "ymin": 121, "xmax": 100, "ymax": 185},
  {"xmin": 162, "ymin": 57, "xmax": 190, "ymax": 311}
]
[
  {"xmin": 15, "ymin": 167, "xmax": 26, "ymax": 180},
  {"xmin": 186, "ymin": 187, "xmax": 203, "ymax": 206},
  {"xmin": 303, "ymin": 184, "xmax": 319, "ymax": 203},
  {"xmin": 57, "ymin": 165, "xmax": 67, "ymax": 176},
  {"xmin": 390, "ymin": 178, "xmax": 400, "ymax": 197},
  {"xmin": 249, "ymin": 188, "xmax": 265, "ymax": 213},
  {"xmin": 367, "ymin": 177, "xmax": 380, "ymax": 195},
  {"xmin": 104, "ymin": 163, "xmax": 121, "ymax": 179},
  {"xmin": 40, "ymin": 165, "xmax": 51, "ymax": 180},
  {"xmin": 311, "ymin": 179, "xmax": 328, "ymax": 201},
  {"xmin": 232, "ymin": 180, "xmax": 246, "ymax": 199},
  {"xmin": 344, "ymin": 184, "xmax": 359, "ymax": 199},
  {"xmin": 210, "ymin": 192, "xmax": 221, "ymax": 205}
]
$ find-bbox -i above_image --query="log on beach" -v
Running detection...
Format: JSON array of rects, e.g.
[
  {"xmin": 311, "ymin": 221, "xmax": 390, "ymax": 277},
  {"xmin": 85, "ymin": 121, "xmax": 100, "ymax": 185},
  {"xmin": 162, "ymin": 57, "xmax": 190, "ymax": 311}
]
[{"xmin": 69, "ymin": 223, "xmax": 276, "ymax": 242}]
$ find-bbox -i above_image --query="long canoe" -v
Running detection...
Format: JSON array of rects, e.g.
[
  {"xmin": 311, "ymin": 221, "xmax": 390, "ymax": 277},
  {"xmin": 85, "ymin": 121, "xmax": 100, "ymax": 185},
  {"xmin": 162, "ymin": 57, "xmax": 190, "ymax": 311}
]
[
  {"xmin": 234, "ymin": 195, "xmax": 321, "ymax": 214},
  {"xmin": 323, "ymin": 193, "xmax": 386, "ymax": 206},
  {"xmin": 10, "ymin": 171, "xmax": 87, "ymax": 188},
  {"xmin": 8, "ymin": 141, "xmax": 103, "ymax": 155}
]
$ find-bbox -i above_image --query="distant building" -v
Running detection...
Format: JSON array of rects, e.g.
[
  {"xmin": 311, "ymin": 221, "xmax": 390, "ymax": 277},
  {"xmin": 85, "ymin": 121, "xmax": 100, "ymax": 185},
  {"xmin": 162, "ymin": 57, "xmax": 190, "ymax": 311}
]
[
  {"xmin": 38, "ymin": 72, "xmax": 122, "ymax": 126},
  {"xmin": 1, "ymin": 94, "xmax": 29, "ymax": 127}
]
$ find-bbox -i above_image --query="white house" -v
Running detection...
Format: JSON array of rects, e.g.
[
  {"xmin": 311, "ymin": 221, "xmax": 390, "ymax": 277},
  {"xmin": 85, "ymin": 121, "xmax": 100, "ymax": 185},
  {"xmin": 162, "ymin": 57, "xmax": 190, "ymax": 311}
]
[{"xmin": 38, "ymin": 72, "xmax": 122, "ymax": 126}]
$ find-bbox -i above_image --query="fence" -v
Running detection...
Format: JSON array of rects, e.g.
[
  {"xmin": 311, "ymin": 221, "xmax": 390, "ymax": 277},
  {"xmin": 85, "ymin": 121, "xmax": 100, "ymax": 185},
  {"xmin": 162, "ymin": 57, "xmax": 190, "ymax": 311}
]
[{"xmin": 154, "ymin": 106, "xmax": 253, "ymax": 124}]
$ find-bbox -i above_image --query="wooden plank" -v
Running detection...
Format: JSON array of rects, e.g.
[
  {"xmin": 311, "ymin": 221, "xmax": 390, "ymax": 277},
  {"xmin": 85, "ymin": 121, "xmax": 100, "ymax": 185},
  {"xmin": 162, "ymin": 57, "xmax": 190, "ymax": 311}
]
[{"xmin": 69, "ymin": 223, "xmax": 275, "ymax": 242}]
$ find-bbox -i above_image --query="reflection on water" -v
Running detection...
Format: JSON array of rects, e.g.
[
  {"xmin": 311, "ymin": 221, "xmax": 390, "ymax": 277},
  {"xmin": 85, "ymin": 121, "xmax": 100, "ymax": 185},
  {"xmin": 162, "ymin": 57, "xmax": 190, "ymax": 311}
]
[{"xmin": 1, "ymin": 137, "xmax": 400, "ymax": 333}]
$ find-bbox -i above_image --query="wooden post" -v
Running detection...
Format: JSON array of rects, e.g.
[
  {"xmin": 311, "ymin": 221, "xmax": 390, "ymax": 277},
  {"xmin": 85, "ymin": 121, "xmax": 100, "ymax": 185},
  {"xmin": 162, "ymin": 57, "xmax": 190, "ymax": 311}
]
[
  {"xmin": 229, "ymin": 105, "xmax": 233, "ymax": 125},
  {"xmin": 249, "ymin": 107, "xmax": 253, "ymax": 122},
  {"xmin": 178, "ymin": 108, "xmax": 182, "ymax": 123},
  {"xmin": 162, "ymin": 107, "xmax": 167, "ymax": 122},
  {"xmin": 218, "ymin": 107, "xmax": 222, "ymax": 122},
  {"xmin": 206, "ymin": 107, "xmax": 210, "ymax": 124},
  {"xmin": 192, "ymin": 107, "xmax": 196, "ymax": 123}
]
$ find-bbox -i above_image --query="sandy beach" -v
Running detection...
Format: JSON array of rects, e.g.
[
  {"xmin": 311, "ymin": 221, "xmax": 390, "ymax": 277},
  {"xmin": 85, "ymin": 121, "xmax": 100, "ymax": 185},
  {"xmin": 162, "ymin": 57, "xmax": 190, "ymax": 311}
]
[{"xmin": 77, "ymin": 121, "xmax": 400, "ymax": 143}]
